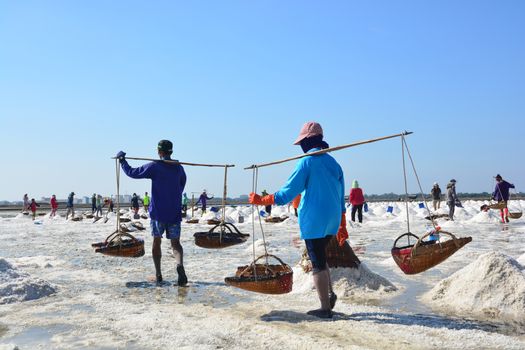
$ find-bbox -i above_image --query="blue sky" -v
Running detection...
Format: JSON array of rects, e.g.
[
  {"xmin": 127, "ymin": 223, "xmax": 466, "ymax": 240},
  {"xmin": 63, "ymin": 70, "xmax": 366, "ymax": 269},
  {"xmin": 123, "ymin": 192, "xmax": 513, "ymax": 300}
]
[{"xmin": 1, "ymin": 1, "xmax": 524, "ymax": 201}]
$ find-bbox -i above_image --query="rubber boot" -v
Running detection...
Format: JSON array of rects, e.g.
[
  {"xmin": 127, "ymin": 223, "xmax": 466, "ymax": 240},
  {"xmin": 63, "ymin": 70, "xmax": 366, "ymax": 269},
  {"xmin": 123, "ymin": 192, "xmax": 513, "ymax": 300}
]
[
  {"xmin": 153, "ymin": 255, "xmax": 162, "ymax": 283},
  {"xmin": 307, "ymin": 270, "xmax": 333, "ymax": 319},
  {"xmin": 326, "ymin": 264, "xmax": 337, "ymax": 310},
  {"xmin": 177, "ymin": 264, "xmax": 188, "ymax": 286}
]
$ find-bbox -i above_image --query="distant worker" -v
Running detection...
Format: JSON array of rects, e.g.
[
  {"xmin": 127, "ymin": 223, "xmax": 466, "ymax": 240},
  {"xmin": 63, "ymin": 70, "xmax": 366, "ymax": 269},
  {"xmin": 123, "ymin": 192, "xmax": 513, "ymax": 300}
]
[
  {"xmin": 116, "ymin": 139, "xmax": 188, "ymax": 286},
  {"xmin": 249, "ymin": 121, "xmax": 346, "ymax": 319},
  {"xmin": 196, "ymin": 189, "xmax": 213, "ymax": 214},
  {"xmin": 431, "ymin": 182, "xmax": 442, "ymax": 211},
  {"xmin": 28, "ymin": 198, "xmax": 40, "ymax": 220},
  {"xmin": 95, "ymin": 194, "xmax": 103, "ymax": 217},
  {"xmin": 349, "ymin": 180, "xmax": 365, "ymax": 223},
  {"xmin": 182, "ymin": 192, "xmax": 189, "ymax": 216},
  {"xmin": 143, "ymin": 192, "xmax": 150, "ymax": 212},
  {"xmin": 131, "ymin": 193, "xmax": 140, "ymax": 215},
  {"xmin": 261, "ymin": 189, "xmax": 272, "ymax": 216},
  {"xmin": 103, "ymin": 197, "xmax": 113, "ymax": 218},
  {"xmin": 292, "ymin": 194, "xmax": 301, "ymax": 217},
  {"xmin": 66, "ymin": 192, "xmax": 75, "ymax": 220},
  {"xmin": 446, "ymin": 180, "xmax": 458, "ymax": 220},
  {"xmin": 50, "ymin": 195, "xmax": 58, "ymax": 217},
  {"xmin": 23, "ymin": 194, "xmax": 29, "ymax": 212},
  {"xmin": 492, "ymin": 174, "xmax": 515, "ymax": 223},
  {"xmin": 109, "ymin": 197, "xmax": 114, "ymax": 213},
  {"xmin": 91, "ymin": 193, "xmax": 97, "ymax": 214}
]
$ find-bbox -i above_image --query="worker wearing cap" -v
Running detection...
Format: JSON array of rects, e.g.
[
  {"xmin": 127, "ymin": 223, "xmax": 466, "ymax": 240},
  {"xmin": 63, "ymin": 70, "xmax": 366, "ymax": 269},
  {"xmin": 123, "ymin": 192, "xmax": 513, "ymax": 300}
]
[
  {"xmin": 249, "ymin": 121, "xmax": 347, "ymax": 319},
  {"xmin": 66, "ymin": 192, "xmax": 75, "ymax": 220},
  {"xmin": 116, "ymin": 140, "xmax": 188, "ymax": 286},
  {"xmin": 446, "ymin": 179, "xmax": 458, "ymax": 220},
  {"xmin": 492, "ymin": 174, "xmax": 515, "ymax": 223},
  {"xmin": 431, "ymin": 182, "xmax": 442, "ymax": 211},
  {"xmin": 195, "ymin": 189, "xmax": 213, "ymax": 214}
]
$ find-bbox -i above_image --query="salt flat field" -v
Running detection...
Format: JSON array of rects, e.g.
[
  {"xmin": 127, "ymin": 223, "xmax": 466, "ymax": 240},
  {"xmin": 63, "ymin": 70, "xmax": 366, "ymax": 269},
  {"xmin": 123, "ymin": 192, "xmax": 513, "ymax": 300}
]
[{"xmin": 1, "ymin": 200, "xmax": 525, "ymax": 349}]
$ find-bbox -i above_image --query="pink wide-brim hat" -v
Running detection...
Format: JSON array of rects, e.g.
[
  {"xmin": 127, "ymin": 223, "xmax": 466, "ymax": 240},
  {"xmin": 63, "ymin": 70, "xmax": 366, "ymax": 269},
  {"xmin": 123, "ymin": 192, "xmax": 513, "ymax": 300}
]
[{"xmin": 293, "ymin": 121, "xmax": 323, "ymax": 145}]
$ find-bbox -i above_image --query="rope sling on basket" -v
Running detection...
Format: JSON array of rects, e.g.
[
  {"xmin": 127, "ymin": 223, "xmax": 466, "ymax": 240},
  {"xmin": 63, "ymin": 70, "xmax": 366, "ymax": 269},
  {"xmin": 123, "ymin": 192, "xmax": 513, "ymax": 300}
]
[
  {"xmin": 391, "ymin": 136, "xmax": 471, "ymax": 275},
  {"xmin": 92, "ymin": 159, "xmax": 145, "ymax": 258},
  {"xmin": 508, "ymin": 189, "xmax": 523, "ymax": 219},
  {"xmin": 192, "ymin": 165, "xmax": 250, "ymax": 249},
  {"xmin": 224, "ymin": 167, "xmax": 293, "ymax": 294}
]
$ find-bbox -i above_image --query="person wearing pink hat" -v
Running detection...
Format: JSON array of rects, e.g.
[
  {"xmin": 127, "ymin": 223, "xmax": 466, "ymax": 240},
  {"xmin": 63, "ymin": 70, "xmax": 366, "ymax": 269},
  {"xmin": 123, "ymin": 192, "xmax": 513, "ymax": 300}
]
[{"xmin": 250, "ymin": 121, "xmax": 347, "ymax": 319}]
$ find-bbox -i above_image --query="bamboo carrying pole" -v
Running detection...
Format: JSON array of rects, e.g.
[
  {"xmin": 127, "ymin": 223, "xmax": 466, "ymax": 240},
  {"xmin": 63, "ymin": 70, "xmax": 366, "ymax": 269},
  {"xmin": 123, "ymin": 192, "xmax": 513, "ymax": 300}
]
[
  {"xmin": 244, "ymin": 131, "xmax": 413, "ymax": 170},
  {"xmin": 112, "ymin": 156, "xmax": 235, "ymax": 168},
  {"xmin": 222, "ymin": 166, "xmax": 228, "ymax": 223}
]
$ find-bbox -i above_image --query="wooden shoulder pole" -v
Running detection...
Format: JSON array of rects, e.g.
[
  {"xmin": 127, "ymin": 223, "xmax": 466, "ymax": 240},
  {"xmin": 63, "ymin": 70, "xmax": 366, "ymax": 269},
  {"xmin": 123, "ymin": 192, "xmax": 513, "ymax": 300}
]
[{"xmin": 244, "ymin": 131, "xmax": 413, "ymax": 170}]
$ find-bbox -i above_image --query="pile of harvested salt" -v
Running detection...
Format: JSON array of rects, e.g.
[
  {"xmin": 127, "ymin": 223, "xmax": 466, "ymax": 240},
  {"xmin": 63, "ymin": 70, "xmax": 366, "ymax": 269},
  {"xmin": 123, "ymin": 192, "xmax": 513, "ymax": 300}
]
[
  {"xmin": 293, "ymin": 263, "xmax": 397, "ymax": 298},
  {"xmin": 0, "ymin": 258, "xmax": 56, "ymax": 304},
  {"xmin": 422, "ymin": 251, "xmax": 525, "ymax": 321}
]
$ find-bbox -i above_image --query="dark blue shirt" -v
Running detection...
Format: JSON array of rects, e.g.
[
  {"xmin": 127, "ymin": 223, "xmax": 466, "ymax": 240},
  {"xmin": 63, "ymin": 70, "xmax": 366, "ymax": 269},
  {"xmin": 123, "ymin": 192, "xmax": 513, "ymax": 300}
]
[
  {"xmin": 493, "ymin": 180, "xmax": 515, "ymax": 202},
  {"xmin": 121, "ymin": 159, "xmax": 186, "ymax": 223}
]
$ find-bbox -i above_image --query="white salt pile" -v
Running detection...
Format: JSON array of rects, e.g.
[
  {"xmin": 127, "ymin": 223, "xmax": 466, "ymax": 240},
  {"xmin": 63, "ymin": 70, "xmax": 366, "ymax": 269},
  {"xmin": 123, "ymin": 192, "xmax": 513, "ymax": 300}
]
[
  {"xmin": 293, "ymin": 263, "xmax": 397, "ymax": 298},
  {"xmin": 0, "ymin": 258, "xmax": 56, "ymax": 304},
  {"xmin": 422, "ymin": 251, "xmax": 525, "ymax": 321}
]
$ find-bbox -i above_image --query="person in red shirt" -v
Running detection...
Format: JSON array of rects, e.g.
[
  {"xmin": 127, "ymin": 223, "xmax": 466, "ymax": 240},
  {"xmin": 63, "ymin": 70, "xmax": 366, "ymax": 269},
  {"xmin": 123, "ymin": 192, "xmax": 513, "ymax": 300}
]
[
  {"xmin": 28, "ymin": 198, "xmax": 40, "ymax": 220},
  {"xmin": 50, "ymin": 195, "xmax": 58, "ymax": 217},
  {"xmin": 349, "ymin": 180, "xmax": 365, "ymax": 223}
]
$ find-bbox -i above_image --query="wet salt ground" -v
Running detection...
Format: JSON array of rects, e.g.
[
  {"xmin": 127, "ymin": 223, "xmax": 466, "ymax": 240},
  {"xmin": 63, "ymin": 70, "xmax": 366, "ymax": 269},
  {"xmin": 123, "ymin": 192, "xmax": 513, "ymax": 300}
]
[{"xmin": 1, "ymin": 203, "xmax": 525, "ymax": 349}]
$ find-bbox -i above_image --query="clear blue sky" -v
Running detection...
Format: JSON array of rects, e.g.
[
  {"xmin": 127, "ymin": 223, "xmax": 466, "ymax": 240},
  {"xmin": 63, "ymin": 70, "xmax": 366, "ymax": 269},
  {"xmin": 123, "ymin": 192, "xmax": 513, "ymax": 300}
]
[{"xmin": 1, "ymin": 1, "xmax": 524, "ymax": 201}]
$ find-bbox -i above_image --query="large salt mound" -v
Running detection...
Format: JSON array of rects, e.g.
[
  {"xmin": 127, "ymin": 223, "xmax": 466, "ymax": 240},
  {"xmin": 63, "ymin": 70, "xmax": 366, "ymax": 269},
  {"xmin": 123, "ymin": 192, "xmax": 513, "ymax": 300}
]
[
  {"xmin": 0, "ymin": 258, "xmax": 57, "ymax": 304},
  {"xmin": 422, "ymin": 251, "xmax": 525, "ymax": 321},
  {"xmin": 293, "ymin": 263, "xmax": 397, "ymax": 298}
]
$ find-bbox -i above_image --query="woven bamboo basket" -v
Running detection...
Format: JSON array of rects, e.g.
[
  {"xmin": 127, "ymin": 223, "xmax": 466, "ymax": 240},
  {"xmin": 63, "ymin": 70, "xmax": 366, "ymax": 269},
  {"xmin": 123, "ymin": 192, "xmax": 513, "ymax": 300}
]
[
  {"xmin": 424, "ymin": 213, "xmax": 450, "ymax": 221},
  {"xmin": 131, "ymin": 222, "xmax": 146, "ymax": 230},
  {"xmin": 488, "ymin": 202, "xmax": 507, "ymax": 210},
  {"xmin": 84, "ymin": 213, "xmax": 95, "ymax": 219},
  {"xmin": 140, "ymin": 214, "xmax": 148, "ymax": 219},
  {"xmin": 93, "ymin": 232, "xmax": 145, "ymax": 258},
  {"xmin": 70, "ymin": 216, "xmax": 83, "ymax": 222},
  {"xmin": 300, "ymin": 236, "xmax": 361, "ymax": 272},
  {"xmin": 207, "ymin": 219, "xmax": 221, "ymax": 225},
  {"xmin": 119, "ymin": 217, "xmax": 131, "ymax": 223},
  {"xmin": 391, "ymin": 231, "xmax": 472, "ymax": 275},
  {"xmin": 508, "ymin": 212, "xmax": 523, "ymax": 219},
  {"xmin": 264, "ymin": 216, "xmax": 288, "ymax": 223},
  {"xmin": 119, "ymin": 224, "xmax": 131, "ymax": 233},
  {"xmin": 225, "ymin": 254, "xmax": 293, "ymax": 294},
  {"xmin": 194, "ymin": 222, "xmax": 249, "ymax": 249},
  {"xmin": 186, "ymin": 218, "xmax": 199, "ymax": 224}
]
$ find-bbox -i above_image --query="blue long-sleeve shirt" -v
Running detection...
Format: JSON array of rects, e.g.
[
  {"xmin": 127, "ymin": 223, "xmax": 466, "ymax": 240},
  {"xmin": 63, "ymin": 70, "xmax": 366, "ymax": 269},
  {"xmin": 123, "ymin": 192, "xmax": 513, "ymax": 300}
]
[
  {"xmin": 196, "ymin": 193, "xmax": 213, "ymax": 207},
  {"xmin": 493, "ymin": 180, "xmax": 515, "ymax": 202},
  {"xmin": 121, "ymin": 158, "xmax": 186, "ymax": 223},
  {"xmin": 273, "ymin": 147, "xmax": 345, "ymax": 240}
]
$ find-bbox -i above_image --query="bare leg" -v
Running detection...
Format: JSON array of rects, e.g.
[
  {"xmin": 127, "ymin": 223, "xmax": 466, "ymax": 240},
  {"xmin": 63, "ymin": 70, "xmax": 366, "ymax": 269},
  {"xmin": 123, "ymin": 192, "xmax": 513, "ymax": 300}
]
[
  {"xmin": 171, "ymin": 238, "xmax": 187, "ymax": 286},
  {"xmin": 152, "ymin": 237, "xmax": 162, "ymax": 282},
  {"xmin": 170, "ymin": 238, "xmax": 183, "ymax": 266},
  {"xmin": 312, "ymin": 270, "xmax": 331, "ymax": 311}
]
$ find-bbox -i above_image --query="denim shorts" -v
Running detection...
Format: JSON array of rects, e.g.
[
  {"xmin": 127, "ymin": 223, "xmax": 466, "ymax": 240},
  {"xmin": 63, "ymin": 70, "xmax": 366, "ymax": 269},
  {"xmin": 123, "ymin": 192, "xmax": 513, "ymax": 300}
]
[
  {"xmin": 304, "ymin": 235, "xmax": 333, "ymax": 272},
  {"xmin": 150, "ymin": 220, "xmax": 181, "ymax": 239}
]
